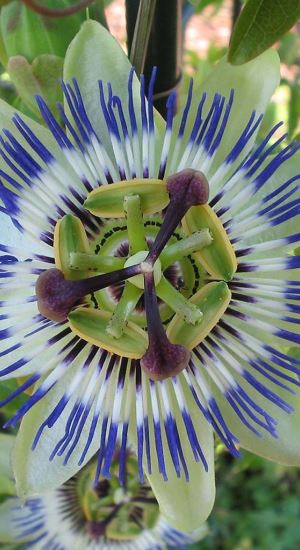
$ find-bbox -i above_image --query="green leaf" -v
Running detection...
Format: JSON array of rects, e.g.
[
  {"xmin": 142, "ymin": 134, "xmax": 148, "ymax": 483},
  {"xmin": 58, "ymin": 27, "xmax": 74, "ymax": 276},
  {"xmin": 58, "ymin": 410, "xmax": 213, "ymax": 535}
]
[
  {"xmin": 31, "ymin": 55, "xmax": 64, "ymax": 117},
  {"xmin": 229, "ymin": 0, "xmax": 300, "ymax": 65},
  {"xmin": 1, "ymin": 0, "xmax": 84, "ymax": 62}
]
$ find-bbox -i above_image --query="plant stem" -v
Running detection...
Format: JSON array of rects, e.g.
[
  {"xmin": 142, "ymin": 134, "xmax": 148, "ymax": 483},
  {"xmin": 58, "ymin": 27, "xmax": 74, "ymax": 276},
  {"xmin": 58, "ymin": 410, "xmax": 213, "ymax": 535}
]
[
  {"xmin": 129, "ymin": 0, "xmax": 157, "ymax": 75},
  {"xmin": 126, "ymin": 0, "xmax": 183, "ymax": 118},
  {"xmin": 231, "ymin": 0, "xmax": 242, "ymax": 30}
]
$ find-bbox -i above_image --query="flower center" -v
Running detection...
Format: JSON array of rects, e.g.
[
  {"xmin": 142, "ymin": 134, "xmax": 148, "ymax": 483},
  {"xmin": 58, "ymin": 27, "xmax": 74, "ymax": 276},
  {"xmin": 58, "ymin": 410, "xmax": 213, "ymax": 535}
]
[
  {"xmin": 124, "ymin": 250, "xmax": 162, "ymax": 289},
  {"xmin": 50, "ymin": 454, "xmax": 160, "ymax": 543},
  {"xmin": 36, "ymin": 169, "xmax": 236, "ymax": 380}
]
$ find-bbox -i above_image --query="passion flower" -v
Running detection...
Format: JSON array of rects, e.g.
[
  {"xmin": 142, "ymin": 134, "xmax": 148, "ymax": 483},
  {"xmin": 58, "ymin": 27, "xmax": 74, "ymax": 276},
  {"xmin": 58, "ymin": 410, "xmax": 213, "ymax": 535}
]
[{"xmin": 1, "ymin": 21, "xmax": 300, "ymax": 532}]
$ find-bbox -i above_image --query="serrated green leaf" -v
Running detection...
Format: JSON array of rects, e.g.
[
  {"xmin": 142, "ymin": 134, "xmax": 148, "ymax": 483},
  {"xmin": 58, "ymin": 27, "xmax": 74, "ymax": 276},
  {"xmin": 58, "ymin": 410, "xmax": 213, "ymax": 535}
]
[{"xmin": 229, "ymin": 0, "xmax": 300, "ymax": 65}]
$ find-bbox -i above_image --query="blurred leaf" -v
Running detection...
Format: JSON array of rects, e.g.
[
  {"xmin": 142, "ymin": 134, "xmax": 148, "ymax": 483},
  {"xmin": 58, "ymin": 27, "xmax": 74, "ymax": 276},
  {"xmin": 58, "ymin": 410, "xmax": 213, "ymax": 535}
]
[
  {"xmin": 0, "ymin": 379, "xmax": 26, "ymax": 418},
  {"xmin": 7, "ymin": 54, "xmax": 63, "ymax": 120},
  {"xmin": 288, "ymin": 80, "xmax": 300, "ymax": 138},
  {"xmin": 0, "ymin": 27, "xmax": 8, "ymax": 66},
  {"xmin": 0, "ymin": 70, "xmax": 17, "ymax": 106},
  {"xmin": 278, "ymin": 32, "xmax": 299, "ymax": 66},
  {"xmin": 0, "ymin": 0, "xmax": 85, "ymax": 63},
  {"xmin": 197, "ymin": 447, "xmax": 300, "ymax": 550},
  {"xmin": 188, "ymin": 0, "xmax": 223, "ymax": 13},
  {"xmin": 228, "ymin": 0, "xmax": 300, "ymax": 65},
  {"xmin": 89, "ymin": 0, "xmax": 109, "ymax": 28}
]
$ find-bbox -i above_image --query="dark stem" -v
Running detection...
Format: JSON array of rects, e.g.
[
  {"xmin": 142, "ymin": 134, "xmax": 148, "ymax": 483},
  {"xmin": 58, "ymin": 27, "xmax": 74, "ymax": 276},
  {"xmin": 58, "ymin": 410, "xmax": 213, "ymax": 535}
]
[
  {"xmin": 72, "ymin": 264, "xmax": 141, "ymax": 295},
  {"xmin": 231, "ymin": 0, "xmax": 242, "ymax": 31},
  {"xmin": 144, "ymin": 271, "xmax": 168, "ymax": 348},
  {"xmin": 129, "ymin": 0, "xmax": 157, "ymax": 75},
  {"xmin": 21, "ymin": 0, "xmax": 95, "ymax": 17},
  {"xmin": 126, "ymin": 0, "xmax": 183, "ymax": 117},
  {"xmin": 146, "ymin": 197, "xmax": 187, "ymax": 265}
]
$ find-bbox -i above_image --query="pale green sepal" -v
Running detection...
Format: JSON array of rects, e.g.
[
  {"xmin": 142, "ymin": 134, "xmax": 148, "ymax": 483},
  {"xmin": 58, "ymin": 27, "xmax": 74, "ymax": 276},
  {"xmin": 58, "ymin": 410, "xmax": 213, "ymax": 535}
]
[
  {"xmin": 13, "ymin": 364, "xmax": 100, "ymax": 496},
  {"xmin": 0, "ymin": 499, "xmax": 20, "ymax": 543},
  {"xmin": 215, "ymin": 368, "xmax": 300, "ymax": 466},
  {"xmin": 0, "ymin": 98, "xmax": 87, "ymax": 255},
  {"xmin": 172, "ymin": 49, "xmax": 280, "ymax": 182},
  {"xmin": 204, "ymin": 49, "xmax": 280, "ymax": 176},
  {"xmin": 0, "ymin": 497, "xmax": 35, "ymax": 544},
  {"xmin": 128, "ymin": 380, "xmax": 215, "ymax": 532},
  {"xmin": 0, "ymin": 97, "xmax": 71, "ymax": 197},
  {"xmin": 0, "ymin": 211, "xmax": 31, "ymax": 250},
  {"xmin": 63, "ymin": 21, "xmax": 164, "ymax": 154},
  {"xmin": 0, "ymin": 433, "xmax": 15, "ymax": 496},
  {"xmin": 240, "ymin": 151, "xmax": 300, "ymax": 251}
]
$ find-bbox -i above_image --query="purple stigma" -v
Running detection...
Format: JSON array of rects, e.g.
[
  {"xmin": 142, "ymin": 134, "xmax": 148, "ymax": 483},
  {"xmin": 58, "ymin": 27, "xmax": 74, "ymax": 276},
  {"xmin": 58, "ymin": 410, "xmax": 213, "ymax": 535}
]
[
  {"xmin": 146, "ymin": 169, "xmax": 209, "ymax": 265},
  {"xmin": 141, "ymin": 270, "xmax": 191, "ymax": 381},
  {"xmin": 36, "ymin": 265, "xmax": 142, "ymax": 322}
]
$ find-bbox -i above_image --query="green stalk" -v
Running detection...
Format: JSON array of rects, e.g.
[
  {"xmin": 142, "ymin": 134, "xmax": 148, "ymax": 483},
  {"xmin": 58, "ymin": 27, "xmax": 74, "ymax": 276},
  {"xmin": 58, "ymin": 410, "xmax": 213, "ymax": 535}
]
[
  {"xmin": 106, "ymin": 283, "xmax": 142, "ymax": 339},
  {"xmin": 156, "ymin": 276, "xmax": 203, "ymax": 325},
  {"xmin": 129, "ymin": 0, "xmax": 157, "ymax": 75},
  {"xmin": 160, "ymin": 229, "xmax": 213, "ymax": 269},
  {"xmin": 69, "ymin": 253, "xmax": 125, "ymax": 272}
]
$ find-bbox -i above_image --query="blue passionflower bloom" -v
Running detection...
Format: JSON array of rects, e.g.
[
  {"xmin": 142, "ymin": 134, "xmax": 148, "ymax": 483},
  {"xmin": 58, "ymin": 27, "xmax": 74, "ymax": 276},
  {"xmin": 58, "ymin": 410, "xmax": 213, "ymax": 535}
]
[{"xmin": 0, "ymin": 21, "xmax": 300, "ymax": 531}]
